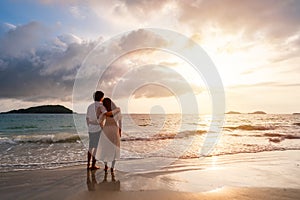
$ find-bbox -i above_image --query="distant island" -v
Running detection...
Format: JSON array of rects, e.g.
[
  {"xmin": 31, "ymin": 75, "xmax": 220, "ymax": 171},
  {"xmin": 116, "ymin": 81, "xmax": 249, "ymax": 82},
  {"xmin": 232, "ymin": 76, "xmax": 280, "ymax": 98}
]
[
  {"xmin": 226, "ymin": 111, "xmax": 241, "ymax": 114},
  {"xmin": 248, "ymin": 111, "xmax": 267, "ymax": 114},
  {"xmin": 225, "ymin": 111, "xmax": 267, "ymax": 114},
  {"xmin": 293, "ymin": 113, "xmax": 300, "ymax": 115},
  {"xmin": 1, "ymin": 105, "xmax": 74, "ymax": 114}
]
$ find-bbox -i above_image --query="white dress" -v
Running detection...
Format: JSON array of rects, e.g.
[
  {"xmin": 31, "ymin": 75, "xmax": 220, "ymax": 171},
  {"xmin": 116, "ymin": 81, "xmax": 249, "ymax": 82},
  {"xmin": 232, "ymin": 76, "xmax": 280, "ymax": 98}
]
[{"xmin": 95, "ymin": 113, "xmax": 121, "ymax": 162}]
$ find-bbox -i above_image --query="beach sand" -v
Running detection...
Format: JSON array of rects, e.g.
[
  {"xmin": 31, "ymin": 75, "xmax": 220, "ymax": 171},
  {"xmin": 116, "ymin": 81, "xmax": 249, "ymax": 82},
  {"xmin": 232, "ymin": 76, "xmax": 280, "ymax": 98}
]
[{"xmin": 1, "ymin": 150, "xmax": 299, "ymax": 200}]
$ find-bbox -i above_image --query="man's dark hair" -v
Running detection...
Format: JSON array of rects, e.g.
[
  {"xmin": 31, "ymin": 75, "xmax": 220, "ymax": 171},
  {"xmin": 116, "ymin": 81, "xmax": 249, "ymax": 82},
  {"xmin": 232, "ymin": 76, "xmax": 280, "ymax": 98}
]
[{"xmin": 93, "ymin": 91, "xmax": 104, "ymax": 101}]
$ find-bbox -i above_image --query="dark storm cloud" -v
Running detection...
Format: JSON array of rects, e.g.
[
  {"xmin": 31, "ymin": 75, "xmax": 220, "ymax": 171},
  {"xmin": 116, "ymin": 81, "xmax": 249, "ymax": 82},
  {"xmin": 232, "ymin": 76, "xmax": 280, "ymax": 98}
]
[
  {"xmin": 0, "ymin": 54, "xmax": 75, "ymax": 101},
  {"xmin": 0, "ymin": 22, "xmax": 97, "ymax": 101},
  {"xmin": 0, "ymin": 21, "xmax": 49, "ymax": 58},
  {"xmin": 0, "ymin": 24, "xmax": 194, "ymax": 102}
]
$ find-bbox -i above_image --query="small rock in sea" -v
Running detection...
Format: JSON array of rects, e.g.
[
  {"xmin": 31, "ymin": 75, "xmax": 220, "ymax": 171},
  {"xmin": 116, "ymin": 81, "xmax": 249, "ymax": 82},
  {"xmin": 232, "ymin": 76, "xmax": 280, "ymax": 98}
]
[{"xmin": 268, "ymin": 137, "xmax": 284, "ymax": 143}]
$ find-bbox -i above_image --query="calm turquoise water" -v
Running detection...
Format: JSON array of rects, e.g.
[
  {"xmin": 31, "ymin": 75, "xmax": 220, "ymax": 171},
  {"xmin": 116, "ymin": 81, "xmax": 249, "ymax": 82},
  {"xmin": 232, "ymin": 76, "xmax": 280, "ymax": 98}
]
[{"xmin": 0, "ymin": 113, "xmax": 300, "ymax": 171}]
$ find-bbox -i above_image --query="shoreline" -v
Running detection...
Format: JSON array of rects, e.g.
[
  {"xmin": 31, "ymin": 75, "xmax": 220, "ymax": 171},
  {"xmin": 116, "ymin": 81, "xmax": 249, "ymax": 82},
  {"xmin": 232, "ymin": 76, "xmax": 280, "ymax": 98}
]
[
  {"xmin": 1, "ymin": 148, "xmax": 299, "ymax": 173},
  {"xmin": 0, "ymin": 150, "xmax": 299, "ymax": 199}
]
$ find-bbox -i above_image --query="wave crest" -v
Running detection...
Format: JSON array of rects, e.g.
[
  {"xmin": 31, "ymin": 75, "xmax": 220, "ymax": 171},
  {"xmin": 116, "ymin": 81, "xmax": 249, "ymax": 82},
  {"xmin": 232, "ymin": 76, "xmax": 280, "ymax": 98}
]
[
  {"xmin": 122, "ymin": 130, "xmax": 207, "ymax": 142},
  {"xmin": 0, "ymin": 133, "xmax": 82, "ymax": 144},
  {"xmin": 225, "ymin": 125, "xmax": 276, "ymax": 131}
]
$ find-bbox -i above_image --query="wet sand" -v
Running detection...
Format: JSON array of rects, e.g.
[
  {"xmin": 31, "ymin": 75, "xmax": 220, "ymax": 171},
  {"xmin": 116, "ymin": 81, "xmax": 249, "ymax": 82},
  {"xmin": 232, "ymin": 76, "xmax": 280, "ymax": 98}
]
[{"xmin": 1, "ymin": 150, "xmax": 299, "ymax": 200}]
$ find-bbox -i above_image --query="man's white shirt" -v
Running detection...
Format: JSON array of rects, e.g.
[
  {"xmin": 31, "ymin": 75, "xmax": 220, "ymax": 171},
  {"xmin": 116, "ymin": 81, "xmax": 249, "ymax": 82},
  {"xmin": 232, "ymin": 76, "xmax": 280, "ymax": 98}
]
[{"xmin": 86, "ymin": 101, "xmax": 107, "ymax": 133}]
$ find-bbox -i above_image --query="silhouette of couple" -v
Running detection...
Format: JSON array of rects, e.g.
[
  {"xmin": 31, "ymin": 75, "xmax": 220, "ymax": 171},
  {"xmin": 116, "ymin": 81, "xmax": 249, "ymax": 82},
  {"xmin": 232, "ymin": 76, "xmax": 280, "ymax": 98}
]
[{"xmin": 86, "ymin": 91, "xmax": 122, "ymax": 173}]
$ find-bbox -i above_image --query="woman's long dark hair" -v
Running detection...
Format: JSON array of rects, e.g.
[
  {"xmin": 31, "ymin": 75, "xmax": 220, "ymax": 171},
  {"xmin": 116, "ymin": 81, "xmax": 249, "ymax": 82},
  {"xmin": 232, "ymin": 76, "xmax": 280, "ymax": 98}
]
[{"xmin": 102, "ymin": 98, "xmax": 117, "ymax": 112}]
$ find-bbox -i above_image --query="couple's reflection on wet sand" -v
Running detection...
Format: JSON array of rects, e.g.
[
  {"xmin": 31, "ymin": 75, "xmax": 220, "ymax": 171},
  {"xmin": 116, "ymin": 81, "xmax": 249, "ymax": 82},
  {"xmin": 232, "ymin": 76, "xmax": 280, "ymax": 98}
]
[{"xmin": 87, "ymin": 170, "xmax": 120, "ymax": 191}]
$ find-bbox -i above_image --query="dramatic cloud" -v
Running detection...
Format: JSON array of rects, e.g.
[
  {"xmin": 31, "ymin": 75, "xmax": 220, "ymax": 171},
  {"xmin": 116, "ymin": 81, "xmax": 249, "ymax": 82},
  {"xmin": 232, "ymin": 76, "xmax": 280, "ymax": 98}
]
[
  {"xmin": 98, "ymin": 64, "xmax": 202, "ymax": 99},
  {"xmin": 118, "ymin": 29, "xmax": 168, "ymax": 51},
  {"xmin": 178, "ymin": 0, "xmax": 300, "ymax": 37},
  {"xmin": 1, "ymin": 0, "xmax": 299, "ymax": 113},
  {"xmin": 114, "ymin": 0, "xmax": 172, "ymax": 17},
  {"xmin": 0, "ymin": 21, "xmax": 49, "ymax": 58},
  {"xmin": 35, "ymin": 0, "xmax": 300, "ymax": 54},
  {"xmin": 0, "ymin": 25, "xmax": 196, "ymax": 104},
  {"xmin": 72, "ymin": 29, "xmax": 201, "ymax": 104},
  {"xmin": 35, "ymin": 0, "xmax": 300, "ymax": 42},
  {"xmin": 178, "ymin": 0, "xmax": 300, "ymax": 60},
  {"xmin": 0, "ymin": 22, "xmax": 96, "ymax": 101}
]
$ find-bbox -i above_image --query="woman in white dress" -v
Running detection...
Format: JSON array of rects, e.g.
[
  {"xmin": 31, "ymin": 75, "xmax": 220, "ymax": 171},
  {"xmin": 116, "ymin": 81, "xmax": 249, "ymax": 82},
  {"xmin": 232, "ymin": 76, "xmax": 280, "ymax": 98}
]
[{"xmin": 96, "ymin": 98, "xmax": 122, "ymax": 173}]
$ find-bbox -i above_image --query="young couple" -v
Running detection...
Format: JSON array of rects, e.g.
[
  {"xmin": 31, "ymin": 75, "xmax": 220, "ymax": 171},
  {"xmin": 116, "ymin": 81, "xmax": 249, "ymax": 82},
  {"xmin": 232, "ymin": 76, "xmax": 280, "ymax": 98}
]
[{"xmin": 86, "ymin": 91, "xmax": 122, "ymax": 172}]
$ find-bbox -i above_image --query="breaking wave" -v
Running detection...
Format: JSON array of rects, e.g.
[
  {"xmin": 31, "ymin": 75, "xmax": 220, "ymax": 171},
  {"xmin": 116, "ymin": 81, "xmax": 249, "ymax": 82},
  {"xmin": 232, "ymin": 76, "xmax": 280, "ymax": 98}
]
[
  {"xmin": 0, "ymin": 133, "xmax": 83, "ymax": 144},
  {"xmin": 227, "ymin": 132, "xmax": 300, "ymax": 143},
  {"xmin": 0, "ymin": 130, "xmax": 207, "ymax": 144},
  {"xmin": 225, "ymin": 124, "xmax": 276, "ymax": 131},
  {"xmin": 121, "ymin": 130, "xmax": 207, "ymax": 142}
]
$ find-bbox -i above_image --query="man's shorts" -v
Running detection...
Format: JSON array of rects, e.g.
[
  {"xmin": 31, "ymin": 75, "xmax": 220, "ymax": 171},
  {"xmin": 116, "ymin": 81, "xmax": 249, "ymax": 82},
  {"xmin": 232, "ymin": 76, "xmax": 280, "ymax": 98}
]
[{"xmin": 88, "ymin": 131, "xmax": 101, "ymax": 149}]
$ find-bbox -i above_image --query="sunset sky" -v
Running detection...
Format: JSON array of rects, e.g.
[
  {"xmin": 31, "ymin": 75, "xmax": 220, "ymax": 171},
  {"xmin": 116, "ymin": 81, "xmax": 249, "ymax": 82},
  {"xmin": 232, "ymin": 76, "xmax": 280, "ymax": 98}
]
[{"xmin": 0, "ymin": 0, "xmax": 299, "ymax": 114}]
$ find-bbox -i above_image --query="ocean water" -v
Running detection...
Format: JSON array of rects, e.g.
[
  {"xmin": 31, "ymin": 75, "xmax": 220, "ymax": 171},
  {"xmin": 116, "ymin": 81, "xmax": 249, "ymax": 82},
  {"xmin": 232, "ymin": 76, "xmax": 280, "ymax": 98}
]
[{"xmin": 0, "ymin": 113, "xmax": 300, "ymax": 172}]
